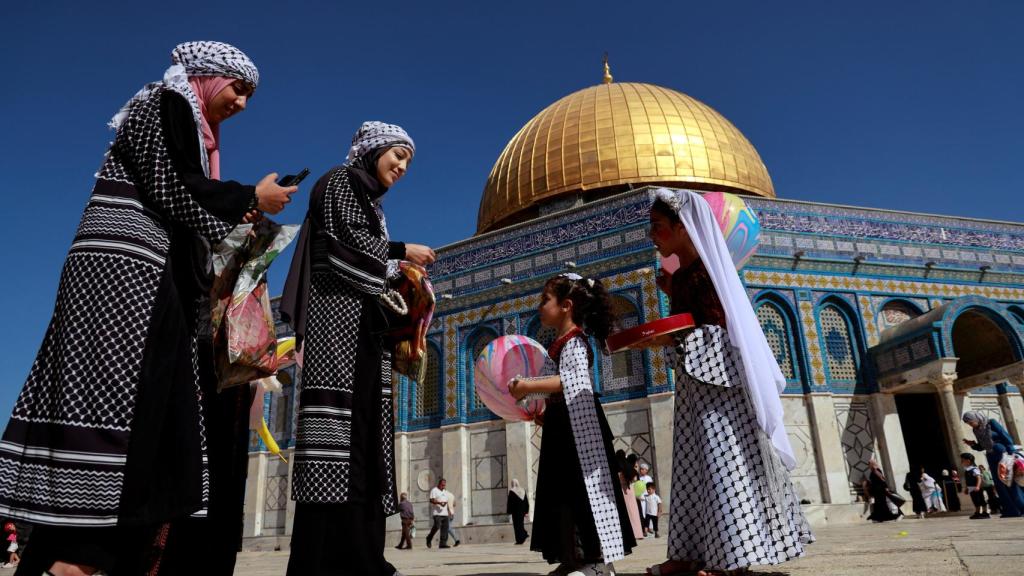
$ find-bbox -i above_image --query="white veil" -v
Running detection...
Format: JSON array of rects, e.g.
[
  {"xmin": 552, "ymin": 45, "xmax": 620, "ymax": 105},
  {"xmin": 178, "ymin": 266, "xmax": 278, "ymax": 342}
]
[{"xmin": 654, "ymin": 188, "xmax": 796, "ymax": 469}]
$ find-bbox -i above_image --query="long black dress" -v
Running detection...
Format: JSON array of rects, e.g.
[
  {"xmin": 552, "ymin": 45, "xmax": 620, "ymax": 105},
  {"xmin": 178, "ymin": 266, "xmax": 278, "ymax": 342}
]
[
  {"xmin": 281, "ymin": 158, "xmax": 406, "ymax": 576},
  {"xmin": 12, "ymin": 90, "xmax": 253, "ymax": 575},
  {"xmin": 866, "ymin": 469, "xmax": 901, "ymax": 522},
  {"xmin": 531, "ymin": 334, "xmax": 635, "ymax": 566},
  {"xmin": 507, "ymin": 491, "xmax": 530, "ymax": 544},
  {"xmin": 904, "ymin": 471, "xmax": 926, "ymax": 515}
]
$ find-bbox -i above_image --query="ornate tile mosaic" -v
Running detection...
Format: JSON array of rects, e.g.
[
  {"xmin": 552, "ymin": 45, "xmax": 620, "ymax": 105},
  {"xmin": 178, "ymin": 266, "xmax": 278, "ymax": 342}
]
[
  {"xmin": 799, "ymin": 301, "xmax": 826, "ymax": 387},
  {"xmin": 834, "ymin": 397, "xmax": 876, "ymax": 496},
  {"xmin": 743, "ymin": 270, "xmax": 1024, "ymax": 302}
]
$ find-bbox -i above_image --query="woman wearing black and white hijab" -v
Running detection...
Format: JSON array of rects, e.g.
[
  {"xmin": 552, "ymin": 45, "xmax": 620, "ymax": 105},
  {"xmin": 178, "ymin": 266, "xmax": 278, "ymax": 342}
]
[
  {"xmin": 281, "ymin": 121, "xmax": 435, "ymax": 576},
  {"xmin": 0, "ymin": 41, "xmax": 296, "ymax": 575}
]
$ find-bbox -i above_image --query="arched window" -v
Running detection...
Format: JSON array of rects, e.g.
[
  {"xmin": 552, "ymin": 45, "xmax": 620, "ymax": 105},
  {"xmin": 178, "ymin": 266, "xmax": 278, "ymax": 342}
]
[
  {"xmin": 819, "ymin": 304, "xmax": 860, "ymax": 383},
  {"xmin": 600, "ymin": 295, "xmax": 644, "ymax": 394},
  {"xmin": 756, "ymin": 301, "xmax": 797, "ymax": 381},
  {"xmin": 465, "ymin": 329, "xmax": 499, "ymax": 414},
  {"xmin": 525, "ymin": 314, "xmax": 556, "ymax": 349},
  {"xmin": 414, "ymin": 344, "xmax": 442, "ymax": 419}
]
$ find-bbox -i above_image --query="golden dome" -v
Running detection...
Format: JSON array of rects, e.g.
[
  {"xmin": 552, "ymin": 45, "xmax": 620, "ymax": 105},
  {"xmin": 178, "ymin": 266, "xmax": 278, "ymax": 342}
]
[{"xmin": 478, "ymin": 82, "xmax": 775, "ymax": 233}]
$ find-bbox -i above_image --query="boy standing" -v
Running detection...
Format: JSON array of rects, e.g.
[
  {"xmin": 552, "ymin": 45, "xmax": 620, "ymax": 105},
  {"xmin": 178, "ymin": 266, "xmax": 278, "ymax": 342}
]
[
  {"xmin": 643, "ymin": 482, "xmax": 662, "ymax": 537},
  {"xmin": 961, "ymin": 453, "xmax": 990, "ymax": 519}
]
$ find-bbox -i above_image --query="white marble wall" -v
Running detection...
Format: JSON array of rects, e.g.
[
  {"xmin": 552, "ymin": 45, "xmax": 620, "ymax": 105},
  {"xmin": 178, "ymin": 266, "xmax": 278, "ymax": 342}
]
[
  {"xmin": 407, "ymin": 429, "xmax": 443, "ymax": 526},
  {"xmin": 604, "ymin": 400, "xmax": 656, "ymax": 467},
  {"xmin": 261, "ymin": 455, "xmax": 290, "ymax": 535},
  {"xmin": 781, "ymin": 395, "xmax": 823, "ymax": 504},
  {"xmin": 469, "ymin": 423, "xmax": 508, "ymax": 523},
  {"xmin": 250, "ymin": 386, "xmax": 1024, "ymax": 536},
  {"xmin": 833, "ymin": 395, "xmax": 875, "ymax": 496}
]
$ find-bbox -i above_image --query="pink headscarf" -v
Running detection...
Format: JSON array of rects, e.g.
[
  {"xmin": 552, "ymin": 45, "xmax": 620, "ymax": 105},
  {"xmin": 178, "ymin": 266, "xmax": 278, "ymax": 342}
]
[{"xmin": 187, "ymin": 76, "xmax": 236, "ymax": 180}]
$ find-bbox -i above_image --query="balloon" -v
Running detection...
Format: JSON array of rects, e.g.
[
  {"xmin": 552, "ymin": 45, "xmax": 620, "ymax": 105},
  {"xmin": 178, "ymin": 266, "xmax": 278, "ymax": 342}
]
[
  {"xmin": 275, "ymin": 336, "xmax": 297, "ymax": 368},
  {"xmin": 474, "ymin": 335, "xmax": 550, "ymax": 421},
  {"xmin": 701, "ymin": 191, "xmax": 761, "ymax": 269},
  {"xmin": 258, "ymin": 417, "xmax": 288, "ymax": 463}
]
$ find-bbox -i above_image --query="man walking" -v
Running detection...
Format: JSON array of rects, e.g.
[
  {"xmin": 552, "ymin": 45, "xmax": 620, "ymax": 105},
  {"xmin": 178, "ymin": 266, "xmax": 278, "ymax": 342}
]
[
  {"xmin": 396, "ymin": 493, "xmax": 415, "ymax": 550},
  {"xmin": 426, "ymin": 478, "xmax": 451, "ymax": 548}
]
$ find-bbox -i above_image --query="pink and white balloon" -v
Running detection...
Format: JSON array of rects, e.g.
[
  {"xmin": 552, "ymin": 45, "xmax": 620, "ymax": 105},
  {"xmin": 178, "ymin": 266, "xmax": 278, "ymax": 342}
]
[{"xmin": 473, "ymin": 335, "xmax": 550, "ymax": 421}]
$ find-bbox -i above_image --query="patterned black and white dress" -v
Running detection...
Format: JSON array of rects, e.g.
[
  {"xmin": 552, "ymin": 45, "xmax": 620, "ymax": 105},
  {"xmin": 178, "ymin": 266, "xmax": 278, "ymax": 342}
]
[
  {"xmin": 282, "ymin": 164, "xmax": 406, "ymax": 576},
  {"xmin": 666, "ymin": 263, "xmax": 813, "ymax": 571},
  {"xmin": 0, "ymin": 85, "xmax": 258, "ymax": 573},
  {"xmin": 532, "ymin": 331, "xmax": 636, "ymax": 567}
]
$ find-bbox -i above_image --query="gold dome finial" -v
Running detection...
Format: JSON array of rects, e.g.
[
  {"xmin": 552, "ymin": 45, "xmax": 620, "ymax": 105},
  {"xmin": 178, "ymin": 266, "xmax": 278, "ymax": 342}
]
[{"xmin": 602, "ymin": 53, "xmax": 613, "ymax": 84}]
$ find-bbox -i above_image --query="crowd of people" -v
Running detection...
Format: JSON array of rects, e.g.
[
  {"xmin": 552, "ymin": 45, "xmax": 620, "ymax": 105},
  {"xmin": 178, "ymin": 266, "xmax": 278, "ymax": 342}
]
[{"xmin": 0, "ymin": 38, "xmax": 1020, "ymax": 576}]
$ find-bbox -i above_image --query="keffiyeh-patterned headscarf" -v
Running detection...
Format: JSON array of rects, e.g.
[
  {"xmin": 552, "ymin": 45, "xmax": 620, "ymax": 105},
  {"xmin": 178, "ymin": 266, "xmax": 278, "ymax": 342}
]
[
  {"xmin": 108, "ymin": 41, "xmax": 260, "ymax": 177},
  {"xmin": 346, "ymin": 121, "xmax": 416, "ymax": 163},
  {"xmin": 344, "ymin": 121, "xmax": 416, "ymax": 278}
]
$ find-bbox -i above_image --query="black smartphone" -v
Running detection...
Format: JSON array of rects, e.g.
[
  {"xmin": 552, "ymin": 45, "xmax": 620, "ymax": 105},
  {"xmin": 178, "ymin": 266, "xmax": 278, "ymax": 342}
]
[{"xmin": 277, "ymin": 168, "xmax": 310, "ymax": 187}]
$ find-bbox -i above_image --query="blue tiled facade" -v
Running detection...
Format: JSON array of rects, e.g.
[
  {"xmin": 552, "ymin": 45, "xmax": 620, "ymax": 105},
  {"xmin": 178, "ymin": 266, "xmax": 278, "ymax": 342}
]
[{"xmin": 256, "ymin": 186, "xmax": 1024, "ymax": 450}]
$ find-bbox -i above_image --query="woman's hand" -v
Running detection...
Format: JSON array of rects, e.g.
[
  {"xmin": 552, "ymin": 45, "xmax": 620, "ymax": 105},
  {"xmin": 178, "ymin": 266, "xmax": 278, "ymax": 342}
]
[
  {"xmin": 255, "ymin": 173, "xmax": 298, "ymax": 214},
  {"xmin": 405, "ymin": 243, "xmax": 436, "ymax": 266},
  {"xmin": 242, "ymin": 210, "xmax": 264, "ymax": 224}
]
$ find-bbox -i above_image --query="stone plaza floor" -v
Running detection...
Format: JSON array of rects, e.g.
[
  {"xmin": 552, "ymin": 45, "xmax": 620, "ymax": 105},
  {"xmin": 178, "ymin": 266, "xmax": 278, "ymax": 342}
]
[{"xmin": 234, "ymin": 514, "xmax": 1024, "ymax": 575}]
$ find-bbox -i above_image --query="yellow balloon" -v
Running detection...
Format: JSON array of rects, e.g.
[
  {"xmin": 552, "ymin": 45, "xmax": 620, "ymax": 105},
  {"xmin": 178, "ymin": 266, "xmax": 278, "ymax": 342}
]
[
  {"xmin": 258, "ymin": 417, "xmax": 288, "ymax": 463},
  {"xmin": 276, "ymin": 337, "xmax": 296, "ymax": 359}
]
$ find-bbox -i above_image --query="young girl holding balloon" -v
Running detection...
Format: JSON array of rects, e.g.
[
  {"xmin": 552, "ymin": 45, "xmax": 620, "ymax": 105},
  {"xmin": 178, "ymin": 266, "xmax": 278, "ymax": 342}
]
[
  {"xmin": 643, "ymin": 189, "xmax": 813, "ymax": 576},
  {"xmin": 509, "ymin": 273, "xmax": 635, "ymax": 576}
]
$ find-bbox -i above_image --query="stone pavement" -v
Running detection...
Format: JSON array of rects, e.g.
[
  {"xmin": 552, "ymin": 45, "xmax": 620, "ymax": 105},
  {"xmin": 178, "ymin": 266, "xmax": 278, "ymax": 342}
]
[{"xmin": 234, "ymin": 514, "xmax": 1024, "ymax": 575}]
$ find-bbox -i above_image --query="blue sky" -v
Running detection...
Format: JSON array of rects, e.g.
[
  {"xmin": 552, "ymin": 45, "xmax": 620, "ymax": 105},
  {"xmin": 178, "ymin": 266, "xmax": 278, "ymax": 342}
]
[{"xmin": 1, "ymin": 1, "xmax": 1022, "ymax": 423}]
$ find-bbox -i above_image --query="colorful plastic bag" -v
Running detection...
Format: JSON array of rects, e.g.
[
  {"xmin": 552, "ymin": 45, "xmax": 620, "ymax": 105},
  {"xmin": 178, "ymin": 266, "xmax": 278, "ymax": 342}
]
[{"xmin": 211, "ymin": 219, "xmax": 299, "ymax": 390}]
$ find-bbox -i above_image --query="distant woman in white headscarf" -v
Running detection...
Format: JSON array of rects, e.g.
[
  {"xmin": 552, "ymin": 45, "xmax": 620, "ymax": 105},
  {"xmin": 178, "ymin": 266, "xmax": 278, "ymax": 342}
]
[
  {"xmin": 281, "ymin": 121, "xmax": 435, "ymax": 576},
  {"xmin": 0, "ymin": 41, "xmax": 296, "ymax": 576},
  {"xmin": 643, "ymin": 189, "xmax": 813, "ymax": 576},
  {"xmin": 507, "ymin": 479, "xmax": 530, "ymax": 545}
]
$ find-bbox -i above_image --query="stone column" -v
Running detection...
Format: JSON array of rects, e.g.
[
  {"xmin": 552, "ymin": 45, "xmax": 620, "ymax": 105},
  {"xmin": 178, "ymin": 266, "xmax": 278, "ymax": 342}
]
[
  {"xmin": 934, "ymin": 376, "xmax": 965, "ymax": 475},
  {"xmin": 243, "ymin": 452, "xmax": 268, "ymax": 537},
  {"xmin": 647, "ymin": 392, "xmax": 675, "ymax": 510},
  {"xmin": 285, "ymin": 447, "xmax": 296, "ymax": 535},
  {"xmin": 805, "ymin": 393, "xmax": 853, "ymax": 504},
  {"xmin": 1002, "ymin": 375, "xmax": 1024, "ymax": 443},
  {"xmin": 442, "ymin": 424, "xmax": 472, "ymax": 525},
  {"xmin": 395, "ymin": 431, "xmax": 411, "ymax": 498},
  {"xmin": 866, "ymin": 393, "xmax": 910, "ymax": 493},
  {"xmin": 997, "ymin": 389, "xmax": 1022, "ymax": 443},
  {"xmin": 505, "ymin": 420, "xmax": 534, "ymax": 520}
]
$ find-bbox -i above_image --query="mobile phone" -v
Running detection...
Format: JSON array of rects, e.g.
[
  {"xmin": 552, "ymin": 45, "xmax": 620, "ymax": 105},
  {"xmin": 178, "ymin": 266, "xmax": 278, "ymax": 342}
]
[{"xmin": 278, "ymin": 168, "xmax": 310, "ymax": 187}]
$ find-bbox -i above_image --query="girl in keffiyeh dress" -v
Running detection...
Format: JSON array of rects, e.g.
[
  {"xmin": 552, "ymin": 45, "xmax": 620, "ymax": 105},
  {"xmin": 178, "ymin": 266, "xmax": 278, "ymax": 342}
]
[
  {"xmin": 510, "ymin": 274, "xmax": 636, "ymax": 576},
  {"xmin": 643, "ymin": 189, "xmax": 813, "ymax": 576}
]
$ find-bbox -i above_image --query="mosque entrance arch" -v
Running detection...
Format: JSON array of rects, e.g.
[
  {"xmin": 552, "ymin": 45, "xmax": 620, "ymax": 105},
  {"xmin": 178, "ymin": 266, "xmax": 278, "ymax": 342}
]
[{"xmin": 948, "ymin": 307, "xmax": 1022, "ymax": 390}]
